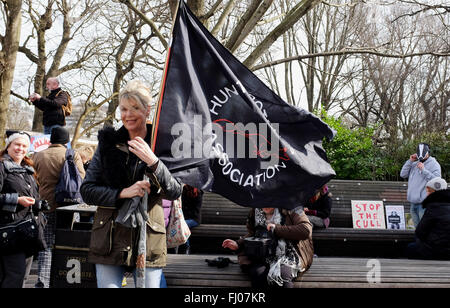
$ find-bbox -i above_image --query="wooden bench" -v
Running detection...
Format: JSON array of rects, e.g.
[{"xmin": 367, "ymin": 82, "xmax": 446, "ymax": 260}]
[
  {"xmin": 201, "ymin": 179, "xmax": 410, "ymax": 228},
  {"xmin": 25, "ymin": 254, "xmax": 450, "ymax": 288},
  {"xmin": 163, "ymin": 254, "xmax": 450, "ymax": 288},
  {"xmin": 194, "ymin": 180, "xmax": 414, "ymax": 257},
  {"xmin": 189, "ymin": 225, "xmax": 415, "ymax": 258}
]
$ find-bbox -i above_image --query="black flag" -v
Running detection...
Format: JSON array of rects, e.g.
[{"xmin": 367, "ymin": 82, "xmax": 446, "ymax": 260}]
[{"xmin": 152, "ymin": 1, "xmax": 335, "ymax": 209}]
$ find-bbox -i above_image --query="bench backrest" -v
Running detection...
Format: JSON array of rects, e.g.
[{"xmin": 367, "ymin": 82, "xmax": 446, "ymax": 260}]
[{"xmin": 200, "ymin": 179, "xmax": 410, "ymax": 227}]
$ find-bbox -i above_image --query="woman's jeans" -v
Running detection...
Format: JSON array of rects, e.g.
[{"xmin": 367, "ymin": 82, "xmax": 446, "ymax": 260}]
[
  {"xmin": 184, "ymin": 219, "xmax": 199, "ymax": 248},
  {"xmin": 95, "ymin": 264, "xmax": 162, "ymax": 288},
  {"xmin": 410, "ymin": 203, "xmax": 425, "ymax": 227}
]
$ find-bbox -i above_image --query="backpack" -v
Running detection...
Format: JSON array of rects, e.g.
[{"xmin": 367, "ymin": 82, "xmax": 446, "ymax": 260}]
[
  {"xmin": 55, "ymin": 149, "xmax": 83, "ymax": 206},
  {"xmin": 56, "ymin": 90, "xmax": 72, "ymax": 116}
]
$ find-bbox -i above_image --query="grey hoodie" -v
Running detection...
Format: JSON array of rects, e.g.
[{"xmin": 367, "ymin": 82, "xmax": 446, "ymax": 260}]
[{"xmin": 400, "ymin": 156, "xmax": 441, "ymax": 204}]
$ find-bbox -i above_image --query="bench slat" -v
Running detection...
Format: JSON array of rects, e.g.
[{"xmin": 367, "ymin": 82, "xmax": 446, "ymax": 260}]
[{"xmin": 163, "ymin": 254, "xmax": 450, "ymax": 288}]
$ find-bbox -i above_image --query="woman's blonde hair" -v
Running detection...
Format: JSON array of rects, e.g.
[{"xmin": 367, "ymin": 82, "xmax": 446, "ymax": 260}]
[
  {"xmin": 77, "ymin": 145, "xmax": 96, "ymax": 162},
  {"xmin": 119, "ymin": 80, "xmax": 152, "ymax": 111}
]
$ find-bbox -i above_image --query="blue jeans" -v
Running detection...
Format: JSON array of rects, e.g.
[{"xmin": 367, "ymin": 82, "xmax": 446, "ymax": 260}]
[
  {"xmin": 160, "ymin": 272, "xmax": 167, "ymax": 288},
  {"xmin": 95, "ymin": 264, "xmax": 162, "ymax": 288},
  {"xmin": 185, "ymin": 219, "xmax": 199, "ymax": 229},
  {"xmin": 410, "ymin": 203, "xmax": 425, "ymax": 227},
  {"xmin": 184, "ymin": 219, "xmax": 199, "ymax": 248},
  {"xmin": 44, "ymin": 124, "xmax": 62, "ymax": 135},
  {"xmin": 406, "ymin": 241, "xmax": 433, "ymax": 259}
]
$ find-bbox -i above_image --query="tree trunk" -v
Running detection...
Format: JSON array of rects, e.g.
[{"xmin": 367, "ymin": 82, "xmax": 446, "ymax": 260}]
[
  {"xmin": 227, "ymin": 0, "xmax": 273, "ymax": 53},
  {"xmin": 31, "ymin": 1, "xmax": 53, "ymax": 132},
  {"xmin": 0, "ymin": 0, "xmax": 22, "ymax": 146}
]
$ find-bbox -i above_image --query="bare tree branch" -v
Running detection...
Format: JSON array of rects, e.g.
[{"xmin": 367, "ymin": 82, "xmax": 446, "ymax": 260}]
[
  {"xmin": 251, "ymin": 48, "xmax": 450, "ymax": 71},
  {"xmin": 118, "ymin": 0, "xmax": 168, "ymax": 49},
  {"xmin": 10, "ymin": 90, "xmax": 31, "ymax": 105}
]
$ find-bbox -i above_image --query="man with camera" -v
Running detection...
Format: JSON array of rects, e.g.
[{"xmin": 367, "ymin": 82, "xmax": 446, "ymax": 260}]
[
  {"xmin": 29, "ymin": 77, "xmax": 69, "ymax": 135},
  {"xmin": 400, "ymin": 143, "xmax": 441, "ymax": 227},
  {"xmin": 32, "ymin": 127, "xmax": 85, "ymax": 288},
  {"xmin": 222, "ymin": 207, "xmax": 313, "ymax": 288}
]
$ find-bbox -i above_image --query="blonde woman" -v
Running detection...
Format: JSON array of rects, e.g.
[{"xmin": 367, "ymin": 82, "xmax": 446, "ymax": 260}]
[{"xmin": 80, "ymin": 80, "xmax": 182, "ymax": 288}]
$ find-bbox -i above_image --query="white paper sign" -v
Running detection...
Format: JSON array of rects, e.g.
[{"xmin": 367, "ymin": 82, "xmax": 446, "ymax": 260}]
[
  {"xmin": 351, "ymin": 200, "xmax": 386, "ymax": 229},
  {"xmin": 385, "ymin": 205, "xmax": 406, "ymax": 230}
]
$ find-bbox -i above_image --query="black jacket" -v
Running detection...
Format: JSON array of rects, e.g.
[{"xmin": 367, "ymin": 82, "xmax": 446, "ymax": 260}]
[
  {"xmin": 0, "ymin": 155, "xmax": 40, "ymax": 225},
  {"xmin": 32, "ymin": 88, "xmax": 68, "ymax": 126},
  {"xmin": 416, "ymin": 189, "xmax": 450, "ymax": 258},
  {"xmin": 304, "ymin": 193, "xmax": 332, "ymax": 219},
  {"xmin": 80, "ymin": 124, "xmax": 182, "ymax": 207},
  {"xmin": 80, "ymin": 124, "xmax": 183, "ymax": 267}
]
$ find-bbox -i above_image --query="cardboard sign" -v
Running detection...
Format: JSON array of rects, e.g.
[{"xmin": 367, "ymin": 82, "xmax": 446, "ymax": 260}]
[
  {"xmin": 405, "ymin": 213, "xmax": 415, "ymax": 230},
  {"xmin": 29, "ymin": 134, "xmax": 72, "ymax": 152},
  {"xmin": 351, "ymin": 200, "xmax": 386, "ymax": 229},
  {"xmin": 385, "ymin": 205, "xmax": 406, "ymax": 230},
  {"xmin": 30, "ymin": 134, "xmax": 51, "ymax": 152}
]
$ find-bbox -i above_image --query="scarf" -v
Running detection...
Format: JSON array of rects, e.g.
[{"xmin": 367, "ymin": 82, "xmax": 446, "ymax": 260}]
[
  {"xmin": 115, "ymin": 175, "xmax": 149, "ymax": 288},
  {"xmin": 2, "ymin": 155, "xmax": 35, "ymax": 174},
  {"xmin": 254, "ymin": 208, "xmax": 304, "ymax": 286}
]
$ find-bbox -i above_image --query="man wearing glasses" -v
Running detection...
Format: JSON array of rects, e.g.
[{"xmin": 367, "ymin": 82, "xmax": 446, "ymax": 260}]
[{"xmin": 29, "ymin": 77, "xmax": 69, "ymax": 135}]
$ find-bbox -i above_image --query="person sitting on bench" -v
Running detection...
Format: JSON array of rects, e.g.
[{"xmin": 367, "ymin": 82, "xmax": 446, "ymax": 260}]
[
  {"xmin": 222, "ymin": 207, "xmax": 313, "ymax": 288},
  {"xmin": 406, "ymin": 177, "xmax": 450, "ymax": 260},
  {"xmin": 304, "ymin": 184, "xmax": 332, "ymax": 228}
]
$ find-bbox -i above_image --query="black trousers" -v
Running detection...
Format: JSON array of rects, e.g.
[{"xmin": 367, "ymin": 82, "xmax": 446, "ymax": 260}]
[
  {"xmin": 0, "ymin": 253, "xmax": 28, "ymax": 288},
  {"xmin": 245, "ymin": 262, "xmax": 294, "ymax": 288}
]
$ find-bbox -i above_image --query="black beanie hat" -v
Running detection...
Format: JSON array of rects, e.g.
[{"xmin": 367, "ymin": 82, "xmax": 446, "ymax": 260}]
[{"xmin": 50, "ymin": 127, "xmax": 70, "ymax": 144}]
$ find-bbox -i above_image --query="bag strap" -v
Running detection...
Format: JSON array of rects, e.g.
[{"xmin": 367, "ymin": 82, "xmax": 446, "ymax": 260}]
[
  {"xmin": 65, "ymin": 148, "xmax": 75, "ymax": 161},
  {"xmin": 56, "ymin": 90, "xmax": 69, "ymax": 108},
  {"xmin": 56, "ymin": 89, "xmax": 69, "ymax": 98}
]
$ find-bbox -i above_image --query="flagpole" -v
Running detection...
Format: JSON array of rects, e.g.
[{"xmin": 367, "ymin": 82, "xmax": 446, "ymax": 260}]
[{"xmin": 151, "ymin": 0, "xmax": 183, "ymax": 151}]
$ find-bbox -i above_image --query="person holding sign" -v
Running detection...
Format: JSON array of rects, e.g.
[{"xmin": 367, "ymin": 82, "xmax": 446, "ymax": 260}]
[
  {"xmin": 400, "ymin": 143, "xmax": 441, "ymax": 227},
  {"xmin": 406, "ymin": 177, "xmax": 450, "ymax": 260}
]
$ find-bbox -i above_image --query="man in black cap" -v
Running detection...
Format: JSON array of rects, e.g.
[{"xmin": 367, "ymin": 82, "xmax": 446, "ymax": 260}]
[{"xmin": 32, "ymin": 127, "xmax": 85, "ymax": 288}]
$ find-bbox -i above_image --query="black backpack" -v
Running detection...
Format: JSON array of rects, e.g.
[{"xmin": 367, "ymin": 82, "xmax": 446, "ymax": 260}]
[{"xmin": 55, "ymin": 149, "xmax": 83, "ymax": 205}]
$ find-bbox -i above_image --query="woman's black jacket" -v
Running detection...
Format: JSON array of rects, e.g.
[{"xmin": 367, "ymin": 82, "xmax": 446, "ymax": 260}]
[
  {"xmin": 0, "ymin": 155, "xmax": 40, "ymax": 225},
  {"xmin": 416, "ymin": 189, "xmax": 450, "ymax": 258}
]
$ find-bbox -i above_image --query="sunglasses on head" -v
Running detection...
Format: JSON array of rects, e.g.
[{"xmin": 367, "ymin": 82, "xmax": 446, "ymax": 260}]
[{"xmin": 5, "ymin": 130, "xmax": 31, "ymax": 139}]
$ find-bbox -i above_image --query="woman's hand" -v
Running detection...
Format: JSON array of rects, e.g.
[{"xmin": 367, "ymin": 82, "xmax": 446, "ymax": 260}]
[
  {"xmin": 119, "ymin": 180, "xmax": 151, "ymax": 199},
  {"xmin": 128, "ymin": 137, "xmax": 158, "ymax": 167},
  {"xmin": 18, "ymin": 196, "xmax": 35, "ymax": 207},
  {"xmin": 222, "ymin": 239, "xmax": 238, "ymax": 251}
]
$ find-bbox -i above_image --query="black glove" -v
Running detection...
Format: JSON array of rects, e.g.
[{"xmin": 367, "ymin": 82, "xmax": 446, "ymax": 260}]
[{"xmin": 205, "ymin": 257, "xmax": 236, "ymax": 268}]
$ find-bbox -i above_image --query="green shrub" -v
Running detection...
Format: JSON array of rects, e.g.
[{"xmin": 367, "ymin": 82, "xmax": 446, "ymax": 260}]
[{"xmin": 318, "ymin": 111, "xmax": 449, "ymax": 181}]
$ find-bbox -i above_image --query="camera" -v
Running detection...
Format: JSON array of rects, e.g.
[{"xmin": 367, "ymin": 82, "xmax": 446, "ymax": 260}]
[
  {"xmin": 243, "ymin": 225, "xmax": 277, "ymax": 260},
  {"xmin": 32, "ymin": 199, "xmax": 50, "ymax": 212}
]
